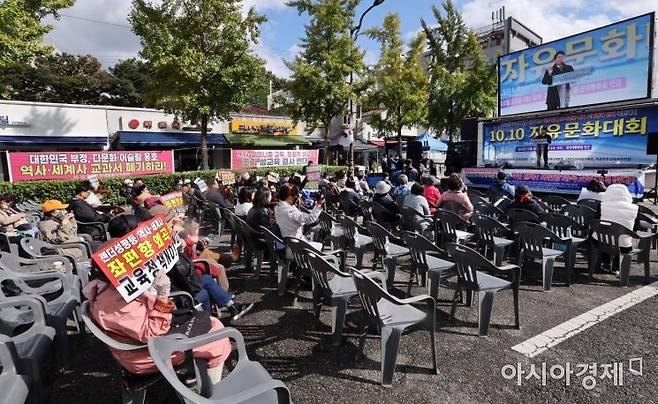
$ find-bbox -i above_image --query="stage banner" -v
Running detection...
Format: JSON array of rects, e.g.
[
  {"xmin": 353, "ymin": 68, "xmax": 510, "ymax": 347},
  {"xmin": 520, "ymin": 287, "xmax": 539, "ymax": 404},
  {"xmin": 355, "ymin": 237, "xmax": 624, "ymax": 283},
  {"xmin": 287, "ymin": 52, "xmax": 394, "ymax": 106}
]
[
  {"xmin": 482, "ymin": 105, "xmax": 657, "ymax": 169},
  {"xmin": 463, "ymin": 167, "xmax": 645, "ymax": 195},
  {"xmin": 498, "ymin": 13, "xmax": 654, "ymax": 116},
  {"xmin": 8, "ymin": 150, "xmax": 175, "ymax": 182},
  {"xmin": 92, "ymin": 215, "xmax": 179, "ymax": 303},
  {"xmin": 231, "ymin": 149, "xmax": 319, "ymax": 170}
]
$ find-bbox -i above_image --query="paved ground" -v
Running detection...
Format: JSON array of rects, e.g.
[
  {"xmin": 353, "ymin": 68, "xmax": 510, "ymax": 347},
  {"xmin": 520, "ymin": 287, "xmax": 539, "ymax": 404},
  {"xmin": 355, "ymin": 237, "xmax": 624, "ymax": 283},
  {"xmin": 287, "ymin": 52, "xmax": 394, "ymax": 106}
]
[{"xmin": 45, "ymin": 202, "xmax": 658, "ymax": 403}]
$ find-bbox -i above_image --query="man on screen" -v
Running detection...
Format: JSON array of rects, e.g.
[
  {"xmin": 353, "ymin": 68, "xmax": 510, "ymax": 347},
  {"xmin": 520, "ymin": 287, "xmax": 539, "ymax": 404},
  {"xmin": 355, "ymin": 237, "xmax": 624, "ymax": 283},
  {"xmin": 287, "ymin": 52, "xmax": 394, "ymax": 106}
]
[{"xmin": 542, "ymin": 51, "xmax": 574, "ymax": 111}]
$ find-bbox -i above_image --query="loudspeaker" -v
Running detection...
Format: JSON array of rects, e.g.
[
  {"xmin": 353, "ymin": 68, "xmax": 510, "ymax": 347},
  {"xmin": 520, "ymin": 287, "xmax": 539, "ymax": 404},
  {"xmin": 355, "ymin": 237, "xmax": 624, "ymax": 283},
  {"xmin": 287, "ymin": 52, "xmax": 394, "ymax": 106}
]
[
  {"xmin": 407, "ymin": 141, "xmax": 423, "ymax": 163},
  {"xmin": 647, "ymin": 132, "xmax": 658, "ymax": 155},
  {"xmin": 460, "ymin": 118, "xmax": 478, "ymax": 141}
]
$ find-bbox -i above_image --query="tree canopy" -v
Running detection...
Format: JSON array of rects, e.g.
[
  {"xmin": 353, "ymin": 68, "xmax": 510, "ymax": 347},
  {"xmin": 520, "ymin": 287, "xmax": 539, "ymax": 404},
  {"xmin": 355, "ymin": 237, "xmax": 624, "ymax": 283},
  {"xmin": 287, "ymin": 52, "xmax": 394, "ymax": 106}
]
[
  {"xmin": 130, "ymin": 0, "xmax": 266, "ymax": 169},
  {"xmin": 285, "ymin": 0, "xmax": 365, "ymax": 164},
  {"xmin": 0, "ymin": 0, "xmax": 74, "ymax": 70},
  {"xmin": 366, "ymin": 12, "xmax": 428, "ymax": 155},
  {"xmin": 422, "ymin": 0, "xmax": 496, "ymax": 142}
]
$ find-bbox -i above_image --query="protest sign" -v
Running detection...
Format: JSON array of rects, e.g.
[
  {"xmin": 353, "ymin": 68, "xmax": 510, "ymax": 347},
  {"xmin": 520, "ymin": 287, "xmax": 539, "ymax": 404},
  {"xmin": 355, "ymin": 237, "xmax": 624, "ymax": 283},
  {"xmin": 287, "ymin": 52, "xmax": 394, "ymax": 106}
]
[
  {"xmin": 160, "ymin": 191, "xmax": 186, "ymax": 216},
  {"xmin": 304, "ymin": 165, "xmax": 322, "ymax": 190},
  {"xmin": 194, "ymin": 177, "xmax": 208, "ymax": 193},
  {"xmin": 92, "ymin": 215, "xmax": 179, "ymax": 303},
  {"xmin": 216, "ymin": 169, "xmax": 235, "ymax": 185}
]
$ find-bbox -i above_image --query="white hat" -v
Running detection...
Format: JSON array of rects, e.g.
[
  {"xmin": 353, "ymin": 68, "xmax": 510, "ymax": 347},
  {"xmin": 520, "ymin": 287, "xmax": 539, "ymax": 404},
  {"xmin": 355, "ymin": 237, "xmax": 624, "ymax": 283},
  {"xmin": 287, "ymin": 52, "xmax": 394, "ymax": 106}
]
[
  {"xmin": 183, "ymin": 179, "xmax": 192, "ymax": 185},
  {"xmin": 123, "ymin": 178, "xmax": 134, "ymax": 186},
  {"xmin": 374, "ymin": 181, "xmax": 391, "ymax": 195}
]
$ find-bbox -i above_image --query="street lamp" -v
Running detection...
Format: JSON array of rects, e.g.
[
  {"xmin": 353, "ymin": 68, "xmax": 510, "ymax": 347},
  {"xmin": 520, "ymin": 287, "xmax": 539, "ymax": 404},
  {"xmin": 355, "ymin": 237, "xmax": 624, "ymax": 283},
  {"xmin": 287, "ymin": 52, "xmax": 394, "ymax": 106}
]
[{"xmin": 347, "ymin": 0, "xmax": 384, "ymax": 173}]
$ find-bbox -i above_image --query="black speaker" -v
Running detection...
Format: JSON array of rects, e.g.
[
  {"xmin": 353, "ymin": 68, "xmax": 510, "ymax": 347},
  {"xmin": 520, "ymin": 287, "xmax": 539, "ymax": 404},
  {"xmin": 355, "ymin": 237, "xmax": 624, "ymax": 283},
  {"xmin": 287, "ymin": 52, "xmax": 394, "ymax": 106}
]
[
  {"xmin": 647, "ymin": 132, "xmax": 658, "ymax": 155},
  {"xmin": 407, "ymin": 140, "xmax": 423, "ymax": 163},
  {"xmin": 460, "ymin": 118, "xmax": 478, "ymax": 141}
]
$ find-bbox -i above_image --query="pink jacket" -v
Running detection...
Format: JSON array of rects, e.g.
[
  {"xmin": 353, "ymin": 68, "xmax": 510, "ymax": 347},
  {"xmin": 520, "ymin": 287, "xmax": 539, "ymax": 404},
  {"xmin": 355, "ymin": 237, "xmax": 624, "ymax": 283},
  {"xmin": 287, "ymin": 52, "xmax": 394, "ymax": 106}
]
[
  {"xmin": 82, "ymin": 279, "xmax": 231, "ymax": 374},
  {"xmin": 440, "ymin": 190, "xmax": 474, "ymax": 221}
]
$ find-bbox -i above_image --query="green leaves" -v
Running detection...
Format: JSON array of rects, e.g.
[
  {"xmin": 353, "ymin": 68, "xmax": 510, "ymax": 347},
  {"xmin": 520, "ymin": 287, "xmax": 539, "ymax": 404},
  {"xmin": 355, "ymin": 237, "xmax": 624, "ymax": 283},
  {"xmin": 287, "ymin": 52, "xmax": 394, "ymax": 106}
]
[
  {"xmin": 422, "ymin": 0, "xmax": 496, "ymax": 142},
  {"xmin": 284, "ymin": 0, "xmax": 365, "ymax": 162},
  {"xmin": 366, "ymin": 13, "xmax": 428, "ymax": 152},
  {"xmin": 0, "ymin": 0, "xmax": 74, "ymax": 71},
  {"xmin": 130, "ymin": 0, "xmax": 266, "ymax": 169}
]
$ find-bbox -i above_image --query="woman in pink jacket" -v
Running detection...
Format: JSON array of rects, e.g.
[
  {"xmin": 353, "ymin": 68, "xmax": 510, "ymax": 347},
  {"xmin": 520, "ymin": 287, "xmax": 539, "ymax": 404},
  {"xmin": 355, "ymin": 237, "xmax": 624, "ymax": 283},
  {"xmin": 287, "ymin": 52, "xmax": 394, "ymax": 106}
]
[
  {"xmin": 82, "ymin": 215, "xmax": 231, "ymax": 380},
  {"xmin": 439, "ymin": 174, "xmax": 474, "ymax": 221}
]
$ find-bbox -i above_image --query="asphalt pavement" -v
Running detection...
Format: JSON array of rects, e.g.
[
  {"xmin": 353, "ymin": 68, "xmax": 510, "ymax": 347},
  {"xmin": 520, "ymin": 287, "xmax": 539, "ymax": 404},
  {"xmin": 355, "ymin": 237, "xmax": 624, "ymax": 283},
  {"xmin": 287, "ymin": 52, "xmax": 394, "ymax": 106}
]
[{"xmin": 47, "ymin": 231, "xmax": 658, "ymax": 403}]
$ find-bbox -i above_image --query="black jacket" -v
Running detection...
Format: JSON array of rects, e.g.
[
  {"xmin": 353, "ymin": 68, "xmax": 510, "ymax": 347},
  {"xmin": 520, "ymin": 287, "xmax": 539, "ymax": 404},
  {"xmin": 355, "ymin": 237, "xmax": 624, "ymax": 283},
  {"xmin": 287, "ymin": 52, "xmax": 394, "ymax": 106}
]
[
  {"xmin": 508, "ymin": 198, "xmax": 545, "ymax": 219},
  {"xmin": 168, "ymin": 253, "xmax": 202, "ymax": 295},
  {"xmin": 542, "ymin": 63, "xmax": 574, "ymax": 109},
  {"xmin": 68, "ymin": 198, "xmax": 111, "ymax": 241},
  {"xmin": 247, "ymin": 206, "xmax": 272, "ymax": 233}
]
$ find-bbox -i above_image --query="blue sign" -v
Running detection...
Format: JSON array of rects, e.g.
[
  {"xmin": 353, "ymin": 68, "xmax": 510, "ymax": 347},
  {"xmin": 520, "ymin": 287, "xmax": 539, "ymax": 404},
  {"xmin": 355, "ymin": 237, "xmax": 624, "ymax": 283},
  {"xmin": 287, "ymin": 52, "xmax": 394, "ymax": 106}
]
[
  {"xmin": 498, "ymin": 13, "xmax": 654, "ymax": 116},
  {"xmin": 482, "ymin": 105, "xmax": 658, "ymax": 169}
]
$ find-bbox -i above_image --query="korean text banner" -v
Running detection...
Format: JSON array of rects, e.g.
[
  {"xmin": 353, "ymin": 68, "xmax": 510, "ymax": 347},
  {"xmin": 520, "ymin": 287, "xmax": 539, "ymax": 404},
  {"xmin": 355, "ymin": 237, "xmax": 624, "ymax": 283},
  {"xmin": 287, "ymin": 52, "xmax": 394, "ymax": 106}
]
[
  {"xmin": 463, "ymin": 167, "xmax": 645, "ymax": 195},
  {"xmin": 8, "ymin": 150, "xmax": 175, "ymax": 182},
  {"xmin": 92, "ymin": 215, "xmax": 178, "ymax": 303},
  {"xmin": 498, "ymin": 13, "xmax": 654, "ymax": 116},
  {"xmin": 231, "ymin": 149, "xmax": 319, "ymax": 170},
  {"xmin": 482, "ymin": 105, "xmax": 657, "ymax": 168},
  {"xmin": 159, "ymin": 191, "xmax": 186, "ymax": 217}
]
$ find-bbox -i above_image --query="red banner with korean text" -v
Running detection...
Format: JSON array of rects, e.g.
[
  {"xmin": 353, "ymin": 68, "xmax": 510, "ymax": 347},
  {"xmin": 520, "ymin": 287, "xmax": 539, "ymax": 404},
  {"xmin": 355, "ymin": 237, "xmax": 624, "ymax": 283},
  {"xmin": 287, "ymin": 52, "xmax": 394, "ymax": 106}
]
[
  {"xmin": 8, "ymin": 150, "xmax": 175, "ymax": 182},
  {"xmin": 231, "ymin": 149, "xmax": 319, "ymax": 170},
  {"xmin": 92, "ymin": 215, "xmax": 179, "ymax": 303}
]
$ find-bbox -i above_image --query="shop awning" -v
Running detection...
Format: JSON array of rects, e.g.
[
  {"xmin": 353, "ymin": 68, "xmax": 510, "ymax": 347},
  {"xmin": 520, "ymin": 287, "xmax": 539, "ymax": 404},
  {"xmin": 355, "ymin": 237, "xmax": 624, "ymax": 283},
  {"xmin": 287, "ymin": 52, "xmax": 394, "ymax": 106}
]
[
  {"xmin": 353, "ymin": 140, "xmax": 379, "ymax": 151},
  {"xmin": 369, "ymin": 139, "xmax": 407, "ymax": 148},
  {"xmin": 224, "ymin": 134, "xmax": 310, "ymax": 146},
  {"xmin": 118, "ymin": 131, "xmax": 228, "ymax": 146},
  {"xmin": 0, "ymin": 135, "xmax": 107, "ymax": 145}
]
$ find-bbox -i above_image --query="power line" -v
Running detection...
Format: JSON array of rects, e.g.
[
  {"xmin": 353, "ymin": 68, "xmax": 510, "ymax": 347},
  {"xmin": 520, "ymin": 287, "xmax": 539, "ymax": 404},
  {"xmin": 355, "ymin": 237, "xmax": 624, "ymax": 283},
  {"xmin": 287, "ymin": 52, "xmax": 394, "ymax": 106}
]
[{"xmin": 59, "ymin": 13, "xmax": 132, "ymax": 29}]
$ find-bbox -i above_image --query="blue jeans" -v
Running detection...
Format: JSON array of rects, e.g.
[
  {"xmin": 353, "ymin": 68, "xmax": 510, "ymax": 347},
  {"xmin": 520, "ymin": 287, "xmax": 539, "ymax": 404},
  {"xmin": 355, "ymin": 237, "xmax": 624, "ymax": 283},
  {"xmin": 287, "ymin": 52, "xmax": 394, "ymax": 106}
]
[{"xmin": 195, "ymin": 274, "xmax": 231, "ymax": 313}]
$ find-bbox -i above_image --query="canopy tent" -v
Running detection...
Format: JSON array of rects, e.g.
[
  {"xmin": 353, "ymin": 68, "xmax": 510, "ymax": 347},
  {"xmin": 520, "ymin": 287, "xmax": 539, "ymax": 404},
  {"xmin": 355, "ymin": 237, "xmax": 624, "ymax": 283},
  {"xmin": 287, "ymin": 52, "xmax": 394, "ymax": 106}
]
[{"xmin": 415, "ymin": 134, "xmax": 447, "ymax": 151}]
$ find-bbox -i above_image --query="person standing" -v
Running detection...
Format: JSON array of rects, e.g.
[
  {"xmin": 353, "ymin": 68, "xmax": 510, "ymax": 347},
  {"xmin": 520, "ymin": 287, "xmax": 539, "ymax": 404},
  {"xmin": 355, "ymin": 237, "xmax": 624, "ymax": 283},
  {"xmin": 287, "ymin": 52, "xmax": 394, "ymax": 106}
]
[
  {"xmin": 542, "ymin": 51, "xmax": 574, "ymax": 111},
  {"xmin": 535, "ymin": 127, "xmax": 552, "ymax": 169}
]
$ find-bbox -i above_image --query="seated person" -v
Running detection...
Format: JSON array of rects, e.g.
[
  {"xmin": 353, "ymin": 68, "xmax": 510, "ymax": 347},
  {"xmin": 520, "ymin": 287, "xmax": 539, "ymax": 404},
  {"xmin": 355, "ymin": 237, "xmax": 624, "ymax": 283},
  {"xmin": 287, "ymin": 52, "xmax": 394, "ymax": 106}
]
[
  {"xmin": 578, "ymin": 179, "xmax": 606, "ymax": 202},
  {"xmin": 234, "ymin": 187, "xmax": 255, "ymax": 217},
  {"xmin": 422, "ymin": 176, "xmax": 442, "ymax": 214},
  {"xmin": 356, "ymin": 172, "xmax": 370, "ymax": 194},
  {"xmin": 393, "ymin": 174, "xmax": 411, "ymax": 203},
  {"xmin": 0, "ymin": 194, "xmax": 28, "ymax": 232},
  {"xmin": 274, "ymin": 183, "xmax": 324, "ymax": 255},
  {"xmin": 82, "ymin": 215, "xmax": 231, "ymax": 379},
  {"xmin": 508, "ymin": 185, "xmax": 545, "ymax": 218},
  {"xmin": 487, "ymin": 171, "xmax": 515, "ymax": 201},
  {"xmin": 206, "ymin": 179, "xmax": 234, "ymax": 209},
  {"xmin": 68, "ymin": 182, "xmax": 112, "ymax": 240},
  {"xmin": 403, "ymin": 183, "xmax": 432, "ymax": 232},
  {"xmin": 339, "ymin": 178, "xmax": 363, "ymax": 216},
  {"xmin": 372, "ymin": 181, "xmax": 400, "ymax": 224},
  {"xmin": 247, "ymin": 188, "xmax": 275, "ymax": 251},
  {"xmin": 38, "ymin": 199, "xmax": 102, "ymax": 255},
  {"xmin": 600, "ymin": 184, "xmax": 638, "ymax": 252},
  {"xmin": 132, "ymin": 185, "xmax": 175, "ymax": 222},
  {"xmin": 439, "ymin": 174, "xmax": 473, "ymax": 221}
]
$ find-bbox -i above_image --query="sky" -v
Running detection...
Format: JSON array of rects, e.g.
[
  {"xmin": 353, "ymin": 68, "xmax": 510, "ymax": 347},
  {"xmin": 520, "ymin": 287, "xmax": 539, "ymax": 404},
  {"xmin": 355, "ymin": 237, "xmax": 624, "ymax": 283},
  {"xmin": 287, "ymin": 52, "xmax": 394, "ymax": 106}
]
[{"xmin": 44, "ymin": 0, "xmax": 657, "ymax": 78}]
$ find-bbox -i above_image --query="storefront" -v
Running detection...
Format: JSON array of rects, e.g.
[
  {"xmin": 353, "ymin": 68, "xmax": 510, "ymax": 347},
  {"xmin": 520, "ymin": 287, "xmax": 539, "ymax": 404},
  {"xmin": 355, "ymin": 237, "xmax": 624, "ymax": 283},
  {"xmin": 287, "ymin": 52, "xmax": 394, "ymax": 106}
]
[
  {"xmin": 0, "ymin": 100, "xmax": 109, "ymax": 180},
  {"xmin": 107, "ymin": 109, "xmax": 231, "ymax": 171}
]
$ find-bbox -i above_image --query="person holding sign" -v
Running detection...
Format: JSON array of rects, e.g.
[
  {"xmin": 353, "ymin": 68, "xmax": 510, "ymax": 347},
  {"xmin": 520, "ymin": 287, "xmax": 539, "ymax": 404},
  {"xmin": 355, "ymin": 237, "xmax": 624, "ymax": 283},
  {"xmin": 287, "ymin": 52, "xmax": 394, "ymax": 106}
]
[
  {"xmin": 82, "ymin": 215, "xmax": 231, "ymax": 380},
  {"xmin": 541, "ymin": 51, "xmax": 574, "ymax": 111}
]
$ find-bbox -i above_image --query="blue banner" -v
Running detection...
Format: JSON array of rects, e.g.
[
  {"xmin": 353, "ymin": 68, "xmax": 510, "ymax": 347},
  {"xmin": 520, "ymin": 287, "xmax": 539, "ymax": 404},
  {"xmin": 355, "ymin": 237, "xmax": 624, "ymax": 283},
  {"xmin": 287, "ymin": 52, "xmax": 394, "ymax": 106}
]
[
  {"xmin": 498, "ymin": 13, "xmax": 654, "ymax": 116},
  {"xmin": 482, "ymin": 105, "xmax": 657, "ymax": 168},
  {"xmin": 464, "ymin": 167, "xmax": 645, "ymax": 196}
]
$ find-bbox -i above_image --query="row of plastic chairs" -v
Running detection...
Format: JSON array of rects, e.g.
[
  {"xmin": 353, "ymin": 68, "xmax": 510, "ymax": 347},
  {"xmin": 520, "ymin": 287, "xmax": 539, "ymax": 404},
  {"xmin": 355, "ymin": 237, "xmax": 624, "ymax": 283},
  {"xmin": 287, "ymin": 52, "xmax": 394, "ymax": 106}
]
[{"xmin": 0, "ymin": 236, "xmax": 91, "ymax": 403}]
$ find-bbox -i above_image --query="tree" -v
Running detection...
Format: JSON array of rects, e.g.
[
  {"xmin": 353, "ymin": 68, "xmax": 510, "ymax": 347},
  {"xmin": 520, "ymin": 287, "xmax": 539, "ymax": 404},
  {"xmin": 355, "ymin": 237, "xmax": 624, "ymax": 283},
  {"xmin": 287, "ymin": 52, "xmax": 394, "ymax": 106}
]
[
  {"xmin": 0, "ymin": 0, "xmax": 74, "ymax": 70},
  {"xmin": 1, "ymin": 52, "xmax": 113, "ymax": 104},
  {"xmin": 285, "ymin": 0, "xmax": 365, "ymax": 164},
  {"xmin": 366, "ymin": 13, "xmax": 428, "ymax": 156},
  {"xmin": 246, "ymin": 66, "xmax": 287, "ymax": 108},
  {"xmin": 108, "ymin": 58, "xmax": 153, "ymax": 107},
  {"xmin": 422, "ymin": 0, "xmax": 496, "ymax": 142},
  {"xmin": 130, "ymin": 0, "xmax": 266, "ymax": 170}
]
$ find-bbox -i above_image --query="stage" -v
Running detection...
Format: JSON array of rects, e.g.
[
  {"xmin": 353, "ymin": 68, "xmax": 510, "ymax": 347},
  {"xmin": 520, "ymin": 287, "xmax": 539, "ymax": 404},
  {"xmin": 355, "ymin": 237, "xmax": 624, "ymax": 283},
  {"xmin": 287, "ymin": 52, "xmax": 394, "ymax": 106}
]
[{"xmin": 463, "ymin": 166, "xmax": 650, "ymax": 196}]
